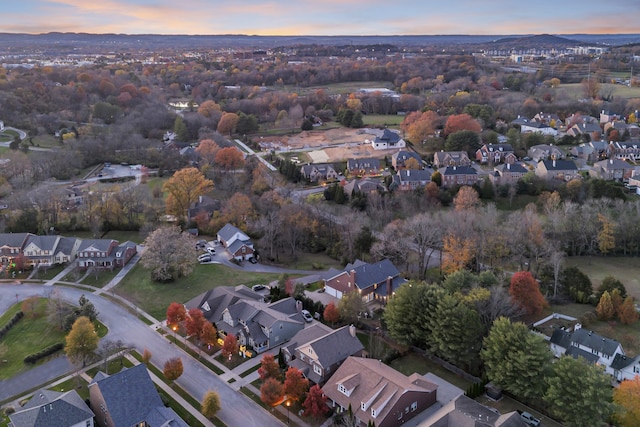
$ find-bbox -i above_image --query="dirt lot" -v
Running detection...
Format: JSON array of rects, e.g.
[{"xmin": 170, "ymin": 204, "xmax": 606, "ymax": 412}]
[{"xmin": 258, "ymin": 127, "xmax": 399, "ymax": 162}]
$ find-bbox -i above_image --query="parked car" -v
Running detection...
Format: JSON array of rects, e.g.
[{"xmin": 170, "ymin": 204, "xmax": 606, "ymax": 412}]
[
  {"xmin": 206, "ymin": 247, "xmax": 216, "ymax": 255},
  {"xmin": 301, "ymin": 309, "xmax": 313, "ymax": 323},
  {"xmin": 198, "ymin": 254, "xmax": 212, "ymax": 263},
  {"xmin": 317, "ymin": 287, "xmax": 325, "ymax": 293},
  {"xmin": 249, "ymin": 257, "xmax": 257, "ymax": 264},
  {"xmin": 520, "ymin": 412, "xmax": 540, "ymax": 426},
  {"xmin": 252, "ymin": 284, "xmax": 266, "ymax": 292},
  {"xmin": 196, "ymin": 240, "xmax": 207, "ymax": 249}
]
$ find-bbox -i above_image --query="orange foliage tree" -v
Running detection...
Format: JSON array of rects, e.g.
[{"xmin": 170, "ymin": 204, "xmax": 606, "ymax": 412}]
[
  {"xmin": 185, "ymin": 308, "xmax": 207, "ymax": 341},
  {"xmin": 260, "ymin": 377, "xmax": 285, "ymax": 407},
  {"xmin": 441, "ymin": 234, "xmax": 474, "ymax": 274},
  {"xmin": 323, "ymin": 302, "xmax": 339, "ymax": 324},
  {"xmin": 444, "ymin": 113, "xmax": 481, "ymax": 137},
  {"xmin": 258, "ymin": 354, "xmax": 281, "ymax": 381},
  {"xmin": 200, "ymin": 322, "xmax": 218, "ymax": 349},
  {"xmin": 284, "ymin": 367, "xmax": 309, "ymax": 402},
  {"xmin": 163, "ymin": 357, "xmax": 183, "ymax": 382},
  {"xmin": 215, "ymin": 147, "xmax": 245, "ymax": 171},
  {"xmin": 509, "ymin": 271, "xmax": 547, "ymax": 316},
  {"xmin": 453, "ymin": 186, "xmax": 480, "ymax": 211},
  {"xmin": 195, "ymin": 139, "xmax": 220, "ymax": 164},
  {"xmin": 614, "ymin": 375, "xmax": 640, "ymax": 427},
  {"xmin": 618, "ymin": 297, "xmax": 639, "ymax": 325},
  {"xmin": 217, "ymin": 112, "xmax": 239, "ymax": 135},
  {"xmin": 222, "ymin": 334, "xmax": 238, "ymax": 360},
  {"xmin": 166, "ymin": 302, "xmax": 187, "ymax": 329},
  {"xmin": 303, "ymin": 384, "xmax": 329, "ymax": 418}
]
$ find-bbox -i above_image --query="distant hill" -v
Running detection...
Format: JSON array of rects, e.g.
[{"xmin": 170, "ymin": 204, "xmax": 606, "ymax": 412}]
[{"xmin": 490, "ymin": 33, "xmax": 585, "ymax": 48}]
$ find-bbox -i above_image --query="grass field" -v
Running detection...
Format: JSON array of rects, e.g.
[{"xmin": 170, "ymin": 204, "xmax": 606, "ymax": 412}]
[
  {"xmin": 565, "ymin": 256, "xmax": 640, "ymax": 300},
  {"xmin": 389, "ymin": 352, "xmax": 473, "ymax": 391},
  {"xmin": 557, "ymin": 83, "xmax": 640, "ymax": 100},
  {"xmin": 279, "ymin": 81, "xmax": 394, "ymax": 96},
  {"xmin": 31, "ymin": 134, "xmax": 61, "ymax": 149},
  {"xmin": 0, "ymin": 299, "xmax": 67, "ymax": 380},
  {"xmin": 361, "ymin": 114, "xmax": 404, "ymax": 127},
  {"xmin": 114, "ymin": 263, "xmax": 284, "ymax": 319}
]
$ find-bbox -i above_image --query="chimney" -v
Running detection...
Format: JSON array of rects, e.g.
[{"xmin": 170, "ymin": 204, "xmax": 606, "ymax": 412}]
[
  {"xmin": 350, "ymin": 269, "xmax": 356, "ymax": 286},
  {"xmin": 407, "ymin": 170, "xmax": 410, "ymax": 176},
  {"xmin": 349, "ymin": 324, "xmax": 356, "ymax": 337},
  {"xmin": 386, "ymin": 276, "xmax": 393, "ymax": 297},
  {"xmin": 507, "ymin": 163, "xmax": 510, "ymax": 170},
  {"xmin": 553, "ymin": 159, "xmax": 556, "ymax": 168},
  {"xmin": 199, "ymin": 195, "xmax": 203, "ymax": 204}
]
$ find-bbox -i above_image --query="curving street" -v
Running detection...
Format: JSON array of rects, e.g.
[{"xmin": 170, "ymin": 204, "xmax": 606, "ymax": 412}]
[{"xmin": 0, "ymin": 283, "xmax": 284, "ymax": 427}]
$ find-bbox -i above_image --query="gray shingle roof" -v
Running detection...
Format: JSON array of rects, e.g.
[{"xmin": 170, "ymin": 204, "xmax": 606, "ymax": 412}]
[
  {"xmin": 540, "ymin": 159, "xmax": 578, "ymax": 171},
  {"xmin": 307, "ymin": 326, "xmax": 364, "ymax": 370},
  {"xmin": 441, "ymin": 165, "xmax": 477, "ymax": 176},
  {"xmin": 398, "ymin": 169, "xmax": 431, "ymax": 182},
  {"xmin": 571, "ymin": 328, "xmax": 620, "ymax": 357},
  {"xmin": 611, "ymin": 354, "xmax": 639, "ymax": 371},
  {"xmin": 0, "ymin": 232, "xmax": 32, "ymax": 248},
  {"xmin": 566, "ymin": 346, "xmax": 601, "ymax": 364},
  {"xmin": 217, "ymin": 223, "xmax": 247, "ymax": 244},
  {"xmin": 77, "ymin": 239, "xmax": 116, "ymax": 252},
  {"xmin": 24, "ymin": 235, "xmax": 59, "ymax": 252},
  {"xmin": 10, "ymin": 389, "xmax": 93, "ymax": 427},
  {"xmin": 342, "ymin": 258, "xmax": 404, "ymax": 292}
]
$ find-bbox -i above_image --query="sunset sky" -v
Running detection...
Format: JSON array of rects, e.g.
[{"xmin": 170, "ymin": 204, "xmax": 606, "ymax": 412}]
[{"xmin": 2, "ymin": 0, "xmax": 639, "ymax": 36}]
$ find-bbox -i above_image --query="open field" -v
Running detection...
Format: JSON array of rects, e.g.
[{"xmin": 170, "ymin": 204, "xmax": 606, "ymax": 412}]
[
  {"xmin": 565, "ymin": 256, "xmax": 640, "ymax": 301},
  {"xmin": 114, "ymin": 263, "xmax": 284, "ymax": 319},
  {"xmin": 557, "ymin": 83, "xmax": 640, "ymax": 100},
  {"xmin": 280, "ymin": 80, "xmax": 393, "ymax": 96},
  {"xmin": 362, "ymin": 114, "xmax": 404, "ymax": 127}
]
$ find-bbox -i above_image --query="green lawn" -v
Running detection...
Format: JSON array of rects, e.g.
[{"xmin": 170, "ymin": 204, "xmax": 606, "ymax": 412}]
[
  {"xmin": 29, "ymin": 264, "xmax": 65, "ymax": 281},
  {"xmin": 79, "ymin": 268, "xmax": 121, "ymax": 288},
  {"xmin": 48, "ymin": 377, "xmax": 90, "ymax": 401},
  {"xmin": 0, "ymin": 299, "xmax": 68, "ymax": 380},
  {"xmin": 114, "ymin": 263, "xmax": 283, "ymax": 319},
  {"xmin": 557, "ymin": 83, "xmax": 640, "ymax": 100},
  {"xmin": 389, "ymin": 352, "xmax": 473, "ymax": 391},
  {"xmin": 362, "ymin": 114, "xmax": 404, "ymax": 127},
  {"xmin": 101, "ymin": 230, "xmax": 145, "ymax": 244},
  {"xmin": 564, "ymin": 256, "xmax": 640, "ymax": 301},
  {"xmin": 31, "ymin": 134, "xmax": 61, "ymax": 149}
]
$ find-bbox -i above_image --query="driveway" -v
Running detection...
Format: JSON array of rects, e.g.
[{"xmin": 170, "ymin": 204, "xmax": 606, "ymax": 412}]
[{"xmin": 0, "ymin": 283, "xmax": 284, "ymax": 427}]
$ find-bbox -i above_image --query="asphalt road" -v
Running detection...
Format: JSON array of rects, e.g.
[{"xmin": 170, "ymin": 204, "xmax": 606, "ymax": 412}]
[{"xmin": 0, "ymin": 283, "xmax": 284, "ymax": 427}]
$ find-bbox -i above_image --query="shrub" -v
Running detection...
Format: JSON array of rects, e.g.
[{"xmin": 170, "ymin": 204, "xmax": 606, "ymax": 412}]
[
  {"xmin": 4, "ymin": 406, "xmax": 15, "ymax": 415},
  {"xmin": 23, "ymin": 343, "xmax": 64, "ymax": 364},
  {"xmin": 0, "ymin": 311, "xmax": 24, "ymax": 340}
]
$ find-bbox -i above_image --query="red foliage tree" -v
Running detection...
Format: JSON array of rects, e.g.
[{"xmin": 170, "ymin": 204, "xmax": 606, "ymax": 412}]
[
  {"xmin": 323, "ymin": 302, "xmax": 339, "ymax": 324},
  {"xmin": 215, "ymin": 147, "xmax": 245, "ymax": 171},
  {"xmin": 258, "ymin": 354, "xmax": 281, "ymax": 381},
  {"xmin": 185, "ymin": 308, "xmax": 207, "ymax": 340},
  {"xmin": 163, "ymin": 357, "xmax": 183, "ymax": 382},
  {"xmin": 302, "ymin": 384, "xmax": 329, "ymax": 418},
  {"xmin": 201, "ymin": 322, "xmax": 218, "ymax": 348},
  {"xmin": 260, "ymin": 377, "xmax": 285, "ymax": 407},
  {"xmin": 509, "ymin": 271, "xmax": 547, "ymax": 316},
  {"xmin": 444, "ymin": 113, "xmax": 481, "ymax": 137},
  {"xmin": 166, "ymin": 302, "xmax": 187, "ymax": 329},
  {"xmin": 284, "ymin": 367, "xmax": 309, "ymax": 402},
  {"xmin": 221, "ymin": 334, "xmax": 238, "ymax": 360}
]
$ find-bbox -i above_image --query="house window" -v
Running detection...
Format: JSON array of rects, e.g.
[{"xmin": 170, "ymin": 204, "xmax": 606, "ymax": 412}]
[
  {"xmin": 86, "ymin": 421, "xmax": 91, "ymax": 427},
  {"xmin": 411, "ymin": 401, "xmax": 417, "ymax": 412},
  {"xmin": 314, "ymin": 364, "xmax": 321, "ymax": 375}
]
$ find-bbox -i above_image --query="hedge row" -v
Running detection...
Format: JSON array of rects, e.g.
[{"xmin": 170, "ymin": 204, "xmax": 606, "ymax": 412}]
[
  {"xmin": 0, "ymin": 310, "xmax": 24, "ymax": 340},
  {"xmin": 24, "ymin": 343, "xmax": 64, "ymax": 364}
]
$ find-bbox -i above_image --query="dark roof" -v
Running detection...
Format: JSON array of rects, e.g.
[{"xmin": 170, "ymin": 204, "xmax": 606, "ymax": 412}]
[
  {"xmin": 24, "ymin": 235, "xmax": 59, "ymax": 251},
  {"xmin": 375, "ymin": 128, "xmax": 401, "ymax": 144},
  {"xmin": 343, "ymin": 258, "xmax": 405, "ymax": 291},
  {"xmin": 0, "ymin": 232, "xmax": 32, "ymax": 248},
  {"xmin": 571, "ymin": 328, "xmax": 621, "ymax": 357},
  {"xmin": 90, "ymin": 364, "xmax": 166, "ymax": 427},
  {"xmin": 482, "ymin": 143, "xmax": 514, "ymax": 152},
  {"xmin": 55, "ymin": 237, "xmax": 77, "ymax": 256},
  {"xmin": 307, "ymin": 325, "xmax": 364, "ymax": 371},
  {"xmin": 566, "ymin": 346, "xmax": 601, "ymax": 364},
  {"xmin": 398, "ymin": 169, "xmax": 431, "ymax": 182},
  {"xmin": 495, "ymin": 163, "xmax": 528, "ymax": 174},
  {"xmin": 611, "ymin": 354, "xmax": 638, "ymax": 371},
  {"xmin": 392, "ymin": 150, "xmax": 422, "ymax": 164},
  {"xmin": 227, "ymin": 238, "xmax": 253, "ymax": 255},
  {"xmin": 347, "ymin": 157, "xmax": 380, "ymax": 170},
  {"xmin": 441, "ymin": 165, "xmax": 477, "ymax": 175},
  {"xmin": 595, "ymin": 158, "xmax": 635, "ymax": 170},
  {"xmin": 145, "ymin": 406, "xmax": 190, "ymax": 427},
  {"xmin": 10, "ymin": 389, "xmax": 93, "ymax": 427},
  {"xmin": 550, "ymin": 329, "xmax": 571, "ymax": 349},
  {"xmin": 217, "ymin": 223, "xmax": 247, "ymax": 243},
  {"xmin": 77, "ymin": 239, "xmax": 116, "ymax": 252},
  {"xmin": 540, "ymin": 159, "xmax": 578, "ymax": 171},
  {"xmin": 523, "ymin": 121, "xmax": 550, "ymax": 129},
  {"xmin": 284, "ymin": 323, "xmax": 334, "ymax": 356}
]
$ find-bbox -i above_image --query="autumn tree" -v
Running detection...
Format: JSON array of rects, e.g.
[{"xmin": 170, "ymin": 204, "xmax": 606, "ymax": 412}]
[
  {"xmin": 217, "ymin": 112, "xmax": 240, "ymax": 136},
  {"xmin": 444, "ymin": 113, "xmax": 481, "ymax": 137},
  {"xmin": 596, "ymin": 291, "xmax": 615, "ymax": 320},
  {"xmin": 140, "ymin": 227, "xmax": 197, "ymax": 282},
  {"xmin": 21, "ymin": 296, "xmax": 40, "ymax": 318},
  {"xmin": 163, "ymin": 357, "xmax": 184, "ymax": 383},
  {"xmin": 544, "ymin": 356, "xmax": 613, "ymax": 427},
  {"xmin": 441, "ymin": 234, "xmax": 474, "ymax": 274},
  {"xmin": 198, "ymin": 100, "xmax": 221, "ymax": 118},
  {"xmin": 509, "ymin": 271, "xmax": 547, "ymax": 316},
  {"xmin": 596, "ymin": 276, "xmax": 627, "ymax": 301},
  {"xmin": 481, "ymin": 317, "xmax": 552, "ymax": 399},
  {"xmin": 221, "ymin": 334, "xmax": 238, "ymax": 360},
  {"xmin": 582, "ymin": 77, "xmax": 600, "ymax": 100},
  {"xmin": 163, "ymin": 167, "xmax": 214, "ymax": 220},
  {"xmin": 338, "ymin": 292, "xmax": 365, "ymax": 325},
  {"xmin": 260, "ymin": 377, "xmax": 285, "ymax": 407},
  {"xmin": 614, "ymin": 375, "xmax": 640, "ymax": 427},
  {"xmin": 185, "ymin": 307, "xmax": 207, "ymax": 341},
  {"xmin": 166, "ymin": 302, "xmax": 187, "ymax": 329},
  {"xmin": 201, "ymin": 322, "xmax": 218, "ymax": 349},
  {"xmin": 597, "ymin": 213, "xmax": 615, "ymax": 255},
  {"xmin": 65, "ymin": 316, "xmax": 99, "ymax": 368},
  {"xmin": 201, "ymin": 390, "xmax": 221, "ymax": 420},
  {"xmin": 220, "ymin": 192, "xmax": 255, "ymax": 230},
  {"xmin": 453, "ymin": 186, "xmax": 480, "ymax": 211},
  {"xmin": 323, "ymin": 302, "xmax": 339, "ymax": 325},
  {"xmin": 258, "ymin": 354, "xmax": 281, "ymax": 381},
  {"xmin": 619, "ymin": 297, "xmax": 639, "ymax": 325},
  {"xmin": 303, "ymin": 384, "xmax": 329, "ymax": 418},
  {"xmin": 402, "ymin": 110, "xmax": 440, "ymax": 144},
  {"xmin": 284, "ymin": 366, "xmax": 309, "ymax": 401},
  {"xmin": 142, "ymin": 348, "xmax": 152, "ymax": 365},
  {"xmin": 215, "ymin": 147, "xmax": 245, "ymax": 171},
  {"xmin": 195, "ymin": 139, "xmax": 220, "ymax": 164}
]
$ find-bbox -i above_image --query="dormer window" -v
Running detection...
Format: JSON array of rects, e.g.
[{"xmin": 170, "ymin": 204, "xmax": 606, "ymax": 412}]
[{"xmin": 371, "ymin": 409, "xmax": 377, "ymax": 418}]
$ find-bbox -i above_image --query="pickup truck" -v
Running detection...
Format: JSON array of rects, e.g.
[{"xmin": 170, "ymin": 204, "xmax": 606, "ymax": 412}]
[{"xmin": 520, "ymin": 412, "xmax": 541, "ymax": 426}]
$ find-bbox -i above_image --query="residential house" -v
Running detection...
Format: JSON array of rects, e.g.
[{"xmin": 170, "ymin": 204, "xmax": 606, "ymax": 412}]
[
  {"xmin": 76, "ymin": 239, "xmax": 137, "ymax": 270},
  {"xmin": 300, "ymin": 163, "xmax": 339, "ymax": 183},
  {"xmin": 549, "ymin": 325, "xmax": 624, "ymax": 376},
  {"xmin": 439, "ymin": 165, "xmax": 480, "ymax": 188},
  {"xmin": 535, "ymin": 159, "xmax": 580, "ymax": 182},
  {"xmin": 64, "ymin": 186, "xmax": 84, "ymax": 207},
  {"xmin": 604, "ymin": 120, "xmax": 630, "ymax": 137},
  {"xmin": 565, "ymin": 113, "xmax": 599, "ymax": 128},
  {"xmin": 609, "ymin": 141, "xmax": 640, "ymax": 161},
  {"xmin": 610, "ymin": 354, "xmax": 640, "ymax": 382},
  {"xmin": 217, "ymin": 223, "xmax": 255, "ymax": 261},
  {"xmin": 0, "ymin": 233, "xmax": 31, "ymax": 264},
  {"xmin": 571, "ymin": 143, "xmax": 596, "ymax": 162},
  {"xmin": 22, "ymin": 235, "xmax": 80, "ymax": 267},
  {"xmin": 323, "ymin": 259, "xmax": 406, "ymax": 303},
  {"xmin": 421, "ymin": 394, "xmax": 522, "ymax": 427},
  {"xmin": 490, "ymin": 162, "xmax": 528, "ymax": 186},
  {"xmin": 433, "ymin": 151, "xmax": 471, "ymax": 169},
  {"xmin": 589, "ymin": 159, "xmax": 635, "ymax": 181},
  {"xmin": 322, "ymin": 356, "xmax": 437, "ymax": 427},
  {"xmin": 343, "ymin": 178, "xmax": 384, "ymax": 196},
  {"xmin": 567, "ymin": 122, "xmax": 602, "ymax": 141},
  {"xmin": 89, "ymin": 364, "xmax": 188, "ymax": 427},
  {"xmin": 396, "ymin": 169, "xmax": 431, "ymax": 191},
  {"xmin": 185, "ymin": 285, "xmax": 264, "ymax": 325},
  {"xmin": 284, "ymin": 324, "xmax": 365, "ymax": 385},
  {"xmin": 187, "ymin": 195, "xmax": 220, "ymax": 222},
  {"xmin": 528, "ymin": 144, "xmax": 565, "ymax": 162},
  {"xmin": 368, "ymin": 129, "xmax": 406, "ymax": 150},
  {"xmin": 216, "ymin": 297, "xmax": 305, "ymax": 354},
  {"xmin": 9, "ymin": 389, "xmax": 94, "ymax": 427},
  {"xmin": 520, "ymin": 121, "xmax": 558, "ymax": 136},
  {"xmin": 600, "ymin": 110, "xmax": 619, "ymax": 124},
  {"xmin": 391, "ymin": 150, "xmax": 423, "ymax": 170},
  {"xmin": 629, "ymin": 171, "xmax": 640, "ymax": 196},
  {"xmin": 475, "ymin": 144, "xmax": 516, "ymax": 165},
  {"xmin": 347, "ymin": 158, "xmax": 382, "ymax": 176},
  {"xmin": 533, "ymin": 112, "xmax": 561, "ymax": 127}
]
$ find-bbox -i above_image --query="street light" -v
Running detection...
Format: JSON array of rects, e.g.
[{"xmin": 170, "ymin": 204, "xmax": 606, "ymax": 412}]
[
  {"xmin": 286, "ymin": 400, "xmax": 291, "ymax": 424},
  {"xmin": 172, "ymin": 325, "xmax": 177, "ymax": 343}
]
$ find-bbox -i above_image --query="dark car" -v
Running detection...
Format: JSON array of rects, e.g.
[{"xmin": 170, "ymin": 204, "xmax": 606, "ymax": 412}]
[
  {"xmin": 249, "ymin": 257, "xmax": 257, "ymax": 264},
  {"xmin": 252, "ymin": 284, "xmax": 266, "ymax": 292}
]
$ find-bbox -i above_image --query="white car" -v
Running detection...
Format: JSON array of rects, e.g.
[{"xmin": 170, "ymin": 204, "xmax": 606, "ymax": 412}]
[
  {"xmin": 301, "ymin": 310, "xmax": 313, "ymax": 323},
  {"xmin": 206, "ymin": 247, "xmax": 216, "ymax": 255},
  {"xmin": 198, "ymin": 254, "xmax": 212, "ymax": 263}
]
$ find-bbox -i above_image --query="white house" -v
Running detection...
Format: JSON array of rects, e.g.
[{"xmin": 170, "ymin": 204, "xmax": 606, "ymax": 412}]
[{"xmin": 367, "ymin": 129, "xmax": 405, "ymax": 150}]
